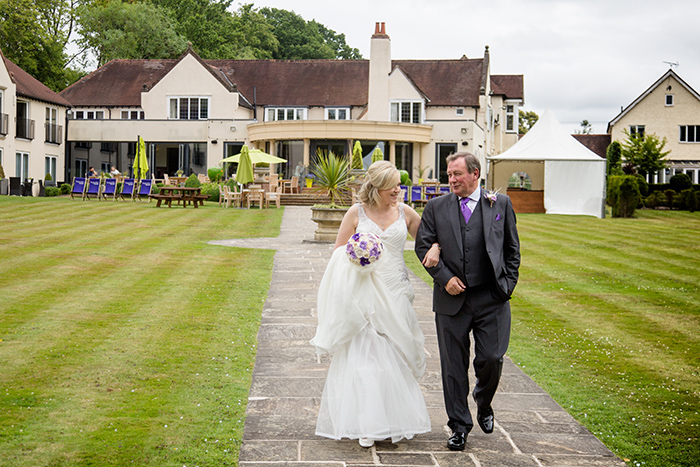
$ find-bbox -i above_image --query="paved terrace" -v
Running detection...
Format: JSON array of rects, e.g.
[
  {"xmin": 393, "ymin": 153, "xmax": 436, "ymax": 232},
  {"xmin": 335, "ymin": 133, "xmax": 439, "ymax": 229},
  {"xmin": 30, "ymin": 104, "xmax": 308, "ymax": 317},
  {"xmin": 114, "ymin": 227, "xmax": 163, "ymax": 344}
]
[{"xmin": 210, "ymin": 206, "xmax": 627, "ymax": 467}]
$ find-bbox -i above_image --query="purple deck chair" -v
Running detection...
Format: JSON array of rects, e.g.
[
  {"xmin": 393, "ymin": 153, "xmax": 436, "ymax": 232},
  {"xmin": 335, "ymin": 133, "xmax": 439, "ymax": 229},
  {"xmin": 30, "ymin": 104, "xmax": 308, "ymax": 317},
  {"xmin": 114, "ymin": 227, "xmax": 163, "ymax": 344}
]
[
  {"xmin": 400, "ymin": 185, "xmax": 409, "ymax": 203},
  {"xmin": 410, "ymin": 186, "xmax": 424, "ymax": 206},
  {"xmin": 70, "ymin": 177, "xmax": 86, "ymax": 199},
  {"xmin": 119, "ymin": 178, "xmax": 136, "ymax": 200},
  {"xmin": 100, "ymin": 178, "xmax": 118, "ymax": 201},
  {"xmin": 134, "ymin": 179, "xmax": 153, "ymax": 202},
  {"xmin": 440, "ymin": 186, "xmax": 451, "ymax": 195},
  {"xmin": 82, "ymin": 178, "xmax": 101, "ymax": 200}
]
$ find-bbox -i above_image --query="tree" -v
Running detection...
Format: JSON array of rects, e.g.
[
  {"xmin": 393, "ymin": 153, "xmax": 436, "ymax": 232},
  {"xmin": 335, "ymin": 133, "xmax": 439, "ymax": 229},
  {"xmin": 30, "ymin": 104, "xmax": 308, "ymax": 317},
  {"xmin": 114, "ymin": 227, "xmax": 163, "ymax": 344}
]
[
  {"xmin": 315, "ymin": 22, "xmax": 362, "ymax": 59},
  {"xmin": 620, "ymin": 130, "xmax": 670, "ymax": 177},
  {"xmin": 518, "ymin": 110, "xmax": 539, "ymax": 134},
  {"xmin": 606, "ymin": 141, "xmax": 623, "ymax": 176},
  {"xmin": 77, "ymin": 0, "xmax": 188, "ymax": 67},
  {"xmin": 0, "ymin": 0, "xmax": 83, "ymax": 90},
  {"xmin": 576, "ymin": 119, "xmax": 592, "ymax": 134}
]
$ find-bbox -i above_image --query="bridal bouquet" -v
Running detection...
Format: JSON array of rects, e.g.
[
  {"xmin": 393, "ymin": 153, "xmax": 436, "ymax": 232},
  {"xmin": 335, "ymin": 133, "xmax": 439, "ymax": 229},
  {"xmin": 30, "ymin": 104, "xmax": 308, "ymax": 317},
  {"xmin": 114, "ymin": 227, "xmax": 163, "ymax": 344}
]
[{"xmin": 346, "ymin": 232, "xmax": 383, "ymax": 270}]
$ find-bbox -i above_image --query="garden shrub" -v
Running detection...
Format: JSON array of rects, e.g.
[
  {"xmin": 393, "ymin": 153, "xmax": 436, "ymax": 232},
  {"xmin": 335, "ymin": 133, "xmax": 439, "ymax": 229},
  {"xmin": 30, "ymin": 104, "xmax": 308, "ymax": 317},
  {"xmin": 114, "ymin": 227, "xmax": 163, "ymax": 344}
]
[
  {"xmin": 59, "ymin": 183, "xmax": 71, "ymax": 195},
  {"xmin": 634, "ymin": 174, "xmax": 648, "ymax": 197},
  {"xmin": 208, "ymin": 167, "xmax": 223, "ymax": 183},
  {"xmin": 644, "ymin": 191, "xmax": 664, "ymax": 209},
  {"xmin": 45, "ymin": 173, "xmax": 53, "ymax": 181},
  {"xmin": 44, "ymin": 186, "xmax": 61, "ymax": 197},
  {"xmin": 681, "ymin": 189, "xmax": 698, "ymax": 212},
  {"xmin": 184, "ymin": 174, "xmax": 201, "ymax": 188},
  {"xmin": 200, "ymin": 182, "xmax": 220, "ymax": 202},
  {"xmin": 664, "ymin": 189, "xmax": 676, "ymax": 209},
  {"xmin": 669, "ymin": 173, "xmax": 692, "ymax": 192},
  {"xmin": 608, "ymin": 175, "xmax": 641, "ymax": 218}
]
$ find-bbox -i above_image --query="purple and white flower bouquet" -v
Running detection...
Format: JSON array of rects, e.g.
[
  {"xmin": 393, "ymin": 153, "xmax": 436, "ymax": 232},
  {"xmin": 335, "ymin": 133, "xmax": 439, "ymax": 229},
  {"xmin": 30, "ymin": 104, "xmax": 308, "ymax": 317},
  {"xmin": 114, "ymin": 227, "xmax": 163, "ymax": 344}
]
[{"xmin": 346, "ymin": 232, "xmax": 383, "ymax": 272}]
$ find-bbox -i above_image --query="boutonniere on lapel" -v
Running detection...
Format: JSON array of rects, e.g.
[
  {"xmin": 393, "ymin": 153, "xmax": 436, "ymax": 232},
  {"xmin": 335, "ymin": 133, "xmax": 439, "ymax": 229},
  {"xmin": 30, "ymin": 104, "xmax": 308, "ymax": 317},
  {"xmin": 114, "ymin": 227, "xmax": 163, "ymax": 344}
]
[{"xmin": 484, "ymin": 188, "xmax": 500, "ymax": 207}]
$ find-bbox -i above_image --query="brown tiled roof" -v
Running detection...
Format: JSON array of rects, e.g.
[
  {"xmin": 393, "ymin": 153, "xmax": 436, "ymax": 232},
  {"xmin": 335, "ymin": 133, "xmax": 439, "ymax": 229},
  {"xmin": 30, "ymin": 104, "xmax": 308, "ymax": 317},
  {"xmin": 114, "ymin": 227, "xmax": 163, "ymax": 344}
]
[
  {"xmin": 394, "ymin": 59, "xmax": 485, "ymax": 106},
  {"xmin": 61, "ymin": 59, "xmax": 179, "ymax": 106},
  {"xmin": 209, "ymin": 59, "xmax": 369, "ymax": 107},
  {"xmin": 572, "ymin": 134, "xmax": 611, "ymax": 159},
  {"xmin": 491, "ymin": 75, "xmax": 524, "ymax": 100},
  {"xmin": 2, "ymin": 53, "xmax": 71, "ymax": 107},
  {"xmin": 61, "ymin": 52, "xmax": 519, "ymax": 110}
]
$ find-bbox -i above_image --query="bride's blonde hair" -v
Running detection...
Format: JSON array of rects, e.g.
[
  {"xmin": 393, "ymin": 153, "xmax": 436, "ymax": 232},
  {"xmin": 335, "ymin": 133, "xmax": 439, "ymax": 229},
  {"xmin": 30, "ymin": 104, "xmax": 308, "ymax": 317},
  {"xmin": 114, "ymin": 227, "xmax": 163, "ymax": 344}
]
[{"xmin": 357, "ymin": 161, "xmax": 400, "ymax": 208}]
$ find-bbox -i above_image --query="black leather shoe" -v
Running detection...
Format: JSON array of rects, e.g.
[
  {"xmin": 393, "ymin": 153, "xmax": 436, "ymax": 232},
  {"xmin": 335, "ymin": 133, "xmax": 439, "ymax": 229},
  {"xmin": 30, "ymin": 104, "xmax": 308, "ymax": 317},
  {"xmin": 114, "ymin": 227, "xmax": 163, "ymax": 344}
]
[
  {"xmin": 447, "ymin": 431, "xmax": 466, "ymax": 451},
  {"xmin": 477, "ymin": 406, "xmax": 494, "ymax": 433}
]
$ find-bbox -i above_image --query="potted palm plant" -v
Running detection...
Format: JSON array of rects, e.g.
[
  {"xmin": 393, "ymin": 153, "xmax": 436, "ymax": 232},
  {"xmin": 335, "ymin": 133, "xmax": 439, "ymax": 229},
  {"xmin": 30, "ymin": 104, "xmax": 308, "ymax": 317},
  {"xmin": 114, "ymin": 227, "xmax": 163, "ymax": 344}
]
[{"xmin": 309, "ymin": 150, "xmax": 350, "ymax": 242}]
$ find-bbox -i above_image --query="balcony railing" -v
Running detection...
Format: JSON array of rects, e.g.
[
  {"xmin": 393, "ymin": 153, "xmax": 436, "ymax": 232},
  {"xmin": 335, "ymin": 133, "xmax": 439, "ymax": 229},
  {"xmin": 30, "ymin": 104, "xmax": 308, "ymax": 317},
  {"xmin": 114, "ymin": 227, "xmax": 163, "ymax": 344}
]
[
  {"xmin": 16, "ymin": 118, "xmax": 35, "ymax": 140},
  {"xmin": 45, "ymin": 123, "xmax": 62, "ymax": 144},
  {"xmin": 0, "ymin": 113, "xmax": 8, "ymax": 136}
]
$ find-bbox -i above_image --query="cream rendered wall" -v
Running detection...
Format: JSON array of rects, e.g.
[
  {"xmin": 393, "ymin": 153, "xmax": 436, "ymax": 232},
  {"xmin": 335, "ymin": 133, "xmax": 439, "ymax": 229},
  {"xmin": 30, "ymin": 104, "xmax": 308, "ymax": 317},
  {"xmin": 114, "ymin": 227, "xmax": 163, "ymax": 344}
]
[
  {"xmin": 10, "ymin": 99, "xmax": 66, "ymax": 182},
  {"xmin": 0, "ymin": 58, "xmax": 13, "ymax": 177},
  {"xmin": 141, "ymin": 53, "xmax": 239, "ymax": 120},
  {"xmin": 611, "ymin": 75, "xmax": 700, "ymax": 162}
]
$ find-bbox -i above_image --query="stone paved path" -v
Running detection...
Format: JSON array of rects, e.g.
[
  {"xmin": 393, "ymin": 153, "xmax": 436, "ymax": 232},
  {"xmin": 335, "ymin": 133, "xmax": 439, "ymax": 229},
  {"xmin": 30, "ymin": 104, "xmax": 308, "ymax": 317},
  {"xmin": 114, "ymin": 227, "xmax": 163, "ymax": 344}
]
[{"xmin": 210, "ymin": 206, "xmax": 627, "ymax": 467}]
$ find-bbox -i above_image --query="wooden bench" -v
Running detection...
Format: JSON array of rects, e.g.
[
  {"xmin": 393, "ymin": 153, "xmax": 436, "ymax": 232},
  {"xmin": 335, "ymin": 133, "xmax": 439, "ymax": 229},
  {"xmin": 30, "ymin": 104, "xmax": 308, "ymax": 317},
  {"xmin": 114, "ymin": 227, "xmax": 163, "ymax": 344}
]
[{"xmin": 149, "ymin": 194, "xmax": 180, "ymax": 208}]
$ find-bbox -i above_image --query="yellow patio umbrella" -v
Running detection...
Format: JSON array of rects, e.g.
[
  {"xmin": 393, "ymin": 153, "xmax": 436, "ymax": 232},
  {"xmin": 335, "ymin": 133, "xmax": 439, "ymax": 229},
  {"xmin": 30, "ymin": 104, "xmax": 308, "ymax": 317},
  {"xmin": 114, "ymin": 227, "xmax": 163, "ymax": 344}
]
[
  {"xmin": 234, "ymin": 145, "xmax": 255, "ymax": 186},
  {"xmin": 134, "ymin": 136, "xmax": 148, "ymax": 179},
  {"xmin": 222, "ymin": 148, "xmax": 287, "ymax": 165}
]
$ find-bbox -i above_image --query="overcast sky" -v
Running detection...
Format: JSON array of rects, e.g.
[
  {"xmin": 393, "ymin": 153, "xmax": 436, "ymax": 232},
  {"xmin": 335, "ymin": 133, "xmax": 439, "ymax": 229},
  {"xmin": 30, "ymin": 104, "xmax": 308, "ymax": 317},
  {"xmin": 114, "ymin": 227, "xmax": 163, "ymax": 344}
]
[{"xmin": 250, "ymin": 0, "xmax": 700, "ymax": 134}]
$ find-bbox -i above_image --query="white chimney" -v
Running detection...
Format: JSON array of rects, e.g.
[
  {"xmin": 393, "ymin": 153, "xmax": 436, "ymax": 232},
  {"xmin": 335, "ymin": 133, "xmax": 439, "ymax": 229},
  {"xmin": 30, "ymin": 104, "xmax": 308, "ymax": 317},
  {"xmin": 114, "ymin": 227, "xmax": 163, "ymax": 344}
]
[{"xmin": 367, "ymin": 22, "xmax": 391, "ymax": 121}]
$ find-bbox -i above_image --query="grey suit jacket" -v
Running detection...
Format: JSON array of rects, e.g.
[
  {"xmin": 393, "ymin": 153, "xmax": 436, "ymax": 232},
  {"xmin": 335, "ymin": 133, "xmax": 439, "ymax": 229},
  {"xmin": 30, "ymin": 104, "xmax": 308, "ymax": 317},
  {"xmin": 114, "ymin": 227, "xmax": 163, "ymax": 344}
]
[{"xmin": 415, "ymin": 191, "xmax": 521, "ymax": 316}]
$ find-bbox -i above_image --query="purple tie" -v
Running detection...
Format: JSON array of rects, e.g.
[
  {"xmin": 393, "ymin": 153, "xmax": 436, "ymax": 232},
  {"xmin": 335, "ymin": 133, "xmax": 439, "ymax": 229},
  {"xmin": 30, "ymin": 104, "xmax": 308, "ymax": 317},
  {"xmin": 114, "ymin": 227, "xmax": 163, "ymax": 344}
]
[{"xmin": 461, "ymin": 197, "xmax": 472, "ymax": 224}]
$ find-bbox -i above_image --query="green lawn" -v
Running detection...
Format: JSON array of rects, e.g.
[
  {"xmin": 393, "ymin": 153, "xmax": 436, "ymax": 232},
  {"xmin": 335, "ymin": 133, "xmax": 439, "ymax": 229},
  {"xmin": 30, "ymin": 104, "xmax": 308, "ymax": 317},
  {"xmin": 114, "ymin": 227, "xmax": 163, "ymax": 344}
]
[
  {"xmin": 0, "ymin": 197, "xmax": 283, "ymax": 466},
  {"xmin": 406, "ymin": 209, "xmax": 700, "ymax": 467},
  {"xmin": 2, "ymin": 197, "xmax": 698, "ymax": 467}
]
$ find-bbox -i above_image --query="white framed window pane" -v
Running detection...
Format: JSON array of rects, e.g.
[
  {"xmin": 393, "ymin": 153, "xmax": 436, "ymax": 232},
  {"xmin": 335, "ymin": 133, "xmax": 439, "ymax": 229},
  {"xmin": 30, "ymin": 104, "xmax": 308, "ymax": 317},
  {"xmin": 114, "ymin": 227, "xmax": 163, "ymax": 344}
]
[
  {"xmin": 328, "ymin": 109, "xmax": 336, "ymax": 120},
  {"xmin": 169, "ymin": 99, "xmax": 177, "ymax": 118},
  {"xmin": 286, "ymin": 109, "xmax": 293, "ymax": 120},
  {"xmin": 391, "ymin": 103, "xmax": 399, "ymax": 122},
  {"xmin": 338, "ymin": 109, "xmax": 347, "ymax": 120},
  {"xmin": 267, "ymin": 109, "xmax": 274, "ymax": 121},
  {"xmin": 200, "ymin": 98, "xmax": 208, "ymax": 119},
  {"xmin": 189, "ymin": 98, "xmax": 199, "ymax": 119},
  {"xmin": 277, "ymin": 109, "xmax": 285, "ymax": 120},
  {"xmin": 296, "ymin": 109, "xmax": 304, "ymax": 120},
  {"xmin": 401, "ymin": 102, "xmax": 410, "ymax": 122},
  {"xmin": 412, "ymin": 103, "xmax": 420, "ymax": 123},
  {"xmin": 180, "ymin": 98, "xmax": 189, "ymax": 119}
]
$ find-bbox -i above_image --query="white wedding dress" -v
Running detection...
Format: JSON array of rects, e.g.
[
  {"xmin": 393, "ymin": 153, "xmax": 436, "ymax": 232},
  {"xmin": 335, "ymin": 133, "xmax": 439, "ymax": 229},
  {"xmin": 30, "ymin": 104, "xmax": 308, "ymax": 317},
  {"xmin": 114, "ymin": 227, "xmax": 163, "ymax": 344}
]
[{"xmin": 311, "ymin": 203, "xmax": 431, "ymax": 443}]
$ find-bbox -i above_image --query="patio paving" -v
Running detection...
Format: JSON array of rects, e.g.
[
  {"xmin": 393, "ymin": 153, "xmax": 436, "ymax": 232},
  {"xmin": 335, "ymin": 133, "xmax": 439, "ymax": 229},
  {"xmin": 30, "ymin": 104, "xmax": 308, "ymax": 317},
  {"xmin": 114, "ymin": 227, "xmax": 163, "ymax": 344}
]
[{"xmin": 209, "ymin": 206, "xmax": 627, "ymax": 467}]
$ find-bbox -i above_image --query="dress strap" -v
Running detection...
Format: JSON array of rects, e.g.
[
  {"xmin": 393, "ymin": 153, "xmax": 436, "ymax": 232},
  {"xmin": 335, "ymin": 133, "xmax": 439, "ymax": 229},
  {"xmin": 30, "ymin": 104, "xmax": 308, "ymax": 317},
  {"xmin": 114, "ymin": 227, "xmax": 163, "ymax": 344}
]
[{"xmin": 356, "ymin": 203, "xmax": 367, "ymax": 221}]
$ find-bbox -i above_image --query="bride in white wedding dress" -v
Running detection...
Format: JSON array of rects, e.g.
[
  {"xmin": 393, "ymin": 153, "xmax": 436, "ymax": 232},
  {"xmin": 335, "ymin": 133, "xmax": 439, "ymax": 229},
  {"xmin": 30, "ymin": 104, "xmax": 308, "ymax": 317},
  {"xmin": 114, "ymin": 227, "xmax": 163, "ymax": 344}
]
[{"xmin": 311, "ymin": 161, "xmax": 440, "ymax": 448}]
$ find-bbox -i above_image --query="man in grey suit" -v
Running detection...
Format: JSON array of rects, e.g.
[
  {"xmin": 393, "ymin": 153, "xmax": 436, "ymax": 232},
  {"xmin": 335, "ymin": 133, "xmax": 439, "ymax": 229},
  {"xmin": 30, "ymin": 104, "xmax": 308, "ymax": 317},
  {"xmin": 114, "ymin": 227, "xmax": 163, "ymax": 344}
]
[{"xmin": 415, "ymin": 152, "xmax": 520, "ymax": 451}]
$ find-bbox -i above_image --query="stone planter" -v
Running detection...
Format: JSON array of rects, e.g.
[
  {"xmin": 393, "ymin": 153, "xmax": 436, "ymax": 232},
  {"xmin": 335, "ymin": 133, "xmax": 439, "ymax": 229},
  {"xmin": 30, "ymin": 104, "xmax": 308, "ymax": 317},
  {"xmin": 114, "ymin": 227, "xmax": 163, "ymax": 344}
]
[
  {"xmin": 0, "ymin": 178, "xmax": 8, "ymax": 195},
  {"xmin": 310, "ymin": 206, "xmax": 349, "ymax": 242}
]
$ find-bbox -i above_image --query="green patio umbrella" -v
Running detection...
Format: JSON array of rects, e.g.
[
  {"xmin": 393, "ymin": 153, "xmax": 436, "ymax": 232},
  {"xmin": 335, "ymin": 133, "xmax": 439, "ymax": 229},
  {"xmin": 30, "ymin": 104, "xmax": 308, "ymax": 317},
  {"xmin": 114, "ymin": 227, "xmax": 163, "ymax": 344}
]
[
  {"xmin": 222, "ymin": 148, "xmax": 287, "ymax": 165},
  {"xmin": 235, "ymin": 145, "xmax": 255, "ymax": 186},
  {"xmin": 134, "ymin": 135, "xmax": 148, "ymax": 179}
]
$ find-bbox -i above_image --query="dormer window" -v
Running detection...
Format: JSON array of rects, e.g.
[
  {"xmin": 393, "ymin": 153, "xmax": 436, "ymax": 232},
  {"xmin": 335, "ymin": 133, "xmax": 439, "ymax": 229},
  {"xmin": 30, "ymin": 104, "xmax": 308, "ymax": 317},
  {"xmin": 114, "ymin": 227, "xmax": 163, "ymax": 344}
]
[
  {"xmin": 390, "ymin": 101, "xmax": 422, "ymax": 124},
  {"xmin": 326, "ymin": 107, "xmax": 350, "ymax": 120},
  {"xmin": 665, "ymin": 94, "xmax": 674, "ymax": 106},
  {"xmin": 169, "ymin": 97, "xmax": 209, "ymax": 120}
]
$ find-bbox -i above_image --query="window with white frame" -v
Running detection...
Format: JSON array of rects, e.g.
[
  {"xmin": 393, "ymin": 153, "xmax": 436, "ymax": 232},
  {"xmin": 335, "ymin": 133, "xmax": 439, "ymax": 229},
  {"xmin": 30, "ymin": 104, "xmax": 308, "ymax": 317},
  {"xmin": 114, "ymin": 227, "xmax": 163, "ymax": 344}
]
[
  {"xmin": 16, "ymin": 151, "xmax": 29, "ymax": 179},
  {"xmin": 629, "ymin": 125, "xmax": 645, "ymax": 138},
  {"xmin": 325, "ymin": 107, "xmax": 350, "ymax": 120},
  {"xmin": 45, "ymin": 155, "xmax": 57, "ymax": 180},
  {"xmin": 121, "ymin": 110, "xmax": 145, "ymax": 120},
  {"xmin": 505, "ymin": 104, "xmax": 517, "ymax": 133},
  {"xmin": 45, "ymin": 106, "xmax": 60, "ymax": 143},
  {"xmin": 168, "ymin": 97, "xmax": 209, "ymax": 120},
  {"xmin": 455, "ymin": 108, "xmax": 464, "ymax": 116},
  {"xmin": 679, "ymin": 125, "xmax": 700, "ymax": 143},
  {"xmin": 390, "ymin": 101, "xmax": 422, "ymax": 124},
  {"xmin": 0, "ymin": 89, "xmax": 6, "ymax": 135},
  {"xmin": 665, "ymin": 94, "xmax": 674, "ymax": 106},
  {"xmin": 73, "ymin": 110, "xmax": 104, "ymax": 120},
  {"xmin": 265, "ymin": 107, "xmax": 307, "ymax": 121},
  {"xmin": 75, "ymin": 159, "xmax": 87, "ymax": 178}
]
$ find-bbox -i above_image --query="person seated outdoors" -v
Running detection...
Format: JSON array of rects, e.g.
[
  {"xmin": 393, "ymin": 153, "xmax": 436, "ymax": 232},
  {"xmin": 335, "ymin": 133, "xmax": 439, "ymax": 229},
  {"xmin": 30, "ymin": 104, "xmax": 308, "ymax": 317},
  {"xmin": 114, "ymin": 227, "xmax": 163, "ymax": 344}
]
[
  {"xmin": 110, "ymin": 166, "xmax": 121, "ymax": 176},
  {"xmin": 87, "ymin": 167, "xmax": 98, "ymax": 177}
]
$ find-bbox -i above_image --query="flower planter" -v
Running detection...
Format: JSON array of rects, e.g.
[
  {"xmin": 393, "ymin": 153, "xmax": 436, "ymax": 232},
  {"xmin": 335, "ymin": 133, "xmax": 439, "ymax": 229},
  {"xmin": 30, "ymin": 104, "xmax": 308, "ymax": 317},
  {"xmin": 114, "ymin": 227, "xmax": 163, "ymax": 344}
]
[{"xmin": 310, "ymin": 206, "xmax": 349, "ymax": 242}]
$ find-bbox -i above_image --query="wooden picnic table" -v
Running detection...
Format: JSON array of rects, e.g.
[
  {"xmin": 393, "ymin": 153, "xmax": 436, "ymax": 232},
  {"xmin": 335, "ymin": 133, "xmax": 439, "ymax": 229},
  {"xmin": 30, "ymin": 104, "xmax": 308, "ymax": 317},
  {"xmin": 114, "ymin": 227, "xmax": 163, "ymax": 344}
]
[{"xmin": 150, "ymin": 186, "xmax": 207, "ymax": 208}]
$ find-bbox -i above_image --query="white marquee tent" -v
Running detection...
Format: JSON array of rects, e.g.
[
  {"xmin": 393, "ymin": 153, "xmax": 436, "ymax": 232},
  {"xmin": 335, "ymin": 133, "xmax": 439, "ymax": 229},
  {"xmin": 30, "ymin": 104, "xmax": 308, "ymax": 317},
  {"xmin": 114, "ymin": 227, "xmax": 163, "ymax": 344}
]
[{"xmin": 488, "ymin": 109, "xmax": 607, "ymax": 218}]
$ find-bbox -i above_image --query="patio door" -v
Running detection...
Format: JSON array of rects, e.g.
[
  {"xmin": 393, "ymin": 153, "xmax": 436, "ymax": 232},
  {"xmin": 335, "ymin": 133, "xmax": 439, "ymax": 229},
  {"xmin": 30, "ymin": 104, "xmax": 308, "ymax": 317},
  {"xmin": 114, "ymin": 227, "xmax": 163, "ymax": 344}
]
[{"xmin": 436, "ymin": 143, "xmax": 458, "ymax": 183}]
